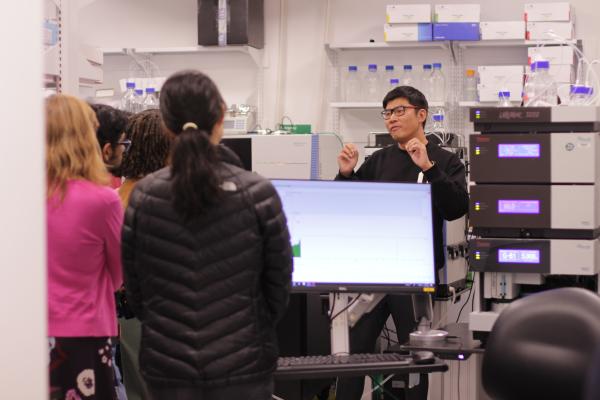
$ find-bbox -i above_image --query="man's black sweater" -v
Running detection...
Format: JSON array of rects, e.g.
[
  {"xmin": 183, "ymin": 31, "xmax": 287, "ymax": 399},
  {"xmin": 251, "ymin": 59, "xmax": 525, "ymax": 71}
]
[{"xmin": 336, "ymin": 142, "xmax": 469, "ymax": 271}]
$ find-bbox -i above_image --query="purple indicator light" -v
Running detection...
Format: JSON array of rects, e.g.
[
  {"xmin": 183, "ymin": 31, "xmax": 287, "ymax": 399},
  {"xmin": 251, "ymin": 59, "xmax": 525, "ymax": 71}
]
[
  {"xmin": 498, "ymin": 249, "xmax": 541, "ymax": 264},
  {"xmin": 498, "ymin": 143, "xmax": 541, "ymax": 158},
  {"xmin": 498, "ymin": 199, "xmax": 540, "ymax": 214},
  {"xmin": 458, "ymin": 354, "xmax": 465, "ymax": 360}
]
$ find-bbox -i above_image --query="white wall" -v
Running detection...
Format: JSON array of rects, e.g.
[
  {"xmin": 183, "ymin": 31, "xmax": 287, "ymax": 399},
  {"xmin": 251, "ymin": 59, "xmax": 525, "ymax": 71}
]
[{"xmin": 0, "ymin": 1, "xmax": 47, "ymax": 398}]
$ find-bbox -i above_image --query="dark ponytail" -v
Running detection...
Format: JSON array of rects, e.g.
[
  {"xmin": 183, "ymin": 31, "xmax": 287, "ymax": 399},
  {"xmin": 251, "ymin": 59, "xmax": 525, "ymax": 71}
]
[{"xmin": 159, "ymin": 70, "xmax": 225, "ymax": 219}]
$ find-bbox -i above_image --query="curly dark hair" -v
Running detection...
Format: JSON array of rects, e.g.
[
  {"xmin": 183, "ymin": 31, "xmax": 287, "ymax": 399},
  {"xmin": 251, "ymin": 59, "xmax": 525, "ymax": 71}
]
[{"xmin": 120, "ymin": 110, "xmax": 173, "ymax": 179}]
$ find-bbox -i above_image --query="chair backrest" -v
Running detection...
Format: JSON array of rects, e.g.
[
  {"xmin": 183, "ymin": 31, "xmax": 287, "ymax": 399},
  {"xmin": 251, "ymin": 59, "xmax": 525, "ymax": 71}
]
[{"xmin": 482, "ymin": 287, "xmax": 600, "ymax": 400}]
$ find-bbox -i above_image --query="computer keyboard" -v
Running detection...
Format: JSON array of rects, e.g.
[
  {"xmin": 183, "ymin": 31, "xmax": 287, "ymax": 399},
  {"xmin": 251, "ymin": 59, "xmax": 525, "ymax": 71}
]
[{"xmin": 275, "ymin": 353, "xmax": 412, "ymax": 379}]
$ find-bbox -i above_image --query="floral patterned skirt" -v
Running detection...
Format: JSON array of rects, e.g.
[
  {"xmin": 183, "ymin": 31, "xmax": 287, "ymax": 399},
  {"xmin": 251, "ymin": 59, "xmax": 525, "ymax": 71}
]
[{"xmin": 49, "ymin": 337, "xmax": 117, "ymax": 400}]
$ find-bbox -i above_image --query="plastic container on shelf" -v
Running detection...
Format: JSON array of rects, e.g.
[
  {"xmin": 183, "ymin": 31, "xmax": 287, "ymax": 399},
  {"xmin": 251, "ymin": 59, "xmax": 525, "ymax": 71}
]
[
  {"xmin": 387, "ymin": 78, "xmax": 400, "ymax": 93},
  {"xmin": 430, "ymin": 63, "xmax": 446, "ymax": 103},
  {"xmin": 344, "ymin": 66, "xmax": 361, "ymax": 102},
  {"xmin": 133, "ymin": 89, "xmax": 145, "ymax": 113},
  {"xmin": 120, "ymin": 82, "xmax": 136, "ymax": 112},
  {"xmin": 419, "ymin": 64, "xmax": 433, "ymax": 99},
  {"xmin": 523, "ymin": 62, "xmax": 537, "ymax": 107},
  {"xmin": 464, "ymin": 69, "xmax": 478, "ymax": 102},
  {"xmin": 569, "ymin": 85, "xmax": 593, "ymax": 105},
  {"xmin": 526, "ymin": 61, "xmax": 558, "ymax": 106},
  {"xmin": 142, "ymin": 88, "xmax": 159, "ymax": 110},
  {"xmin": 429, "ymin": 113, "xmax": 448, "ymax": 145},
  {"xmin": 382, "ymin": 65, "xmax": 396, "ymax": 97},
  {"xmin": 497, "ymin": 91, "xmax": 512, "ymax": 107},
  {"xmin": 365, "ymin": 64, "xmax": 381, "ymax": 102},
  {"xmin": 400, "ymin": 65, "xmax": 414, "ymax": 87}
]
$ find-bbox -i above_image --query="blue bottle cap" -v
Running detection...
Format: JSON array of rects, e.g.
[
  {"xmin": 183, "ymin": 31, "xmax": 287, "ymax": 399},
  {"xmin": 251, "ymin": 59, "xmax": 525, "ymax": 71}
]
[
  {"xmin": 385, "ymin": 65, "xmax": 394, "ymax": 71},
  {"xmin": 433, "ymin": 63, "xmax": 442, "ymax": 69},
  {"xmin": 368, "ymin": 64, "xmax": 378, "ymax": 71},
  {"xmin": 404, "ymin": 65, "xmax": 412, "ymax": 70},
  {"xmin": 349, "ymin": 65, "xmax": 358, "ymax": 71},
  {"xmin": 146, "ymin": 88, "xmax": 155, "ymax": 94},
  {"xmin": 571, "ymin": 85, "xmax": 593, "ymax": 95},
  {"xmin": 423, "ymin": 64, "xmax": 432, "ymax": 70},
  {"xmin": 499, "ymin": 91, "xmax": 510, "ymax": 97},
  {"xmin": 433, "ymin": 114, "xmax": 444, "ymax": 122},
  {"xmin": 135, "ymin": 89, "xmax": 144, "ymax": 95},
  {"xmin": 126, "ymin": 82, "xmax": 136, "ymax": 89},
  {"xmin": 390, "ymin": 79, "xmax": 399, "ymax": 85},
  {"xmin": 536, "ymin": 60, "xmax": 550, "ymax": 69}
]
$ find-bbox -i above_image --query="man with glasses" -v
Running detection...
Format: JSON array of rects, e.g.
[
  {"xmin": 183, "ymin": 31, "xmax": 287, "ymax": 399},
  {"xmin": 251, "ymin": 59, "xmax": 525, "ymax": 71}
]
[
  {"xmin": 335, "ymin": 86, "xmax": 468, "ymax": 399},
  {"xmin": 91, "ymin": 104, "xmax": 131, "ymax": 188}
]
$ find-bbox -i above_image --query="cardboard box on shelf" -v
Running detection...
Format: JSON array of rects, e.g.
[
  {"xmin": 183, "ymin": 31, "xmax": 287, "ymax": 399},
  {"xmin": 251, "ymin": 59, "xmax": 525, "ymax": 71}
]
[
  {"xmin": 528, "ymin": 45, "xmax": 575, "ymax": 65},
  {"xmin": 524, "ymin": 2, "xmax": 571, "ymax": 22},
  {"xmin": 386, "ymin": 4, "xmax": 432, "ymax": 24},
  {"xmin": 433, "ymin": 23, "xmax": 480, "ymax": 41},
  {"xmin": 480, "ymin": 21, "xmax": 525, "ymax": 40},
  {"xmin": 384, "ymin": 23, "xmax": 433, "ymax": 41},
  {"xmin": 526, "ymin": 21, "xmax": 574, "ymax": 40},
  {"xmin": 478, "ymin": 65, "xmax": 525, "ymax": 86},
  {"xmin": 434, "ymin": 4, "xmax": 480, "ymax": 23}
]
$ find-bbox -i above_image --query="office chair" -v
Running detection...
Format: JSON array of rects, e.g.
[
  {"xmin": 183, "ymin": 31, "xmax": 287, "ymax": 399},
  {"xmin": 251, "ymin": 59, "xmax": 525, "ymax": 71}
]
[{"xmin": 482, "ymin": 287, "xmax": 600, "ymax": 400}]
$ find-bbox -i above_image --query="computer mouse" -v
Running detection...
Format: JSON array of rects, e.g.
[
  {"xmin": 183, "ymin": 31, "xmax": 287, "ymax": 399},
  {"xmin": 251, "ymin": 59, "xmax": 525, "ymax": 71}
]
[{"xmin": 412, "ymin": 351, "xmax": 436, "ymax": 365}]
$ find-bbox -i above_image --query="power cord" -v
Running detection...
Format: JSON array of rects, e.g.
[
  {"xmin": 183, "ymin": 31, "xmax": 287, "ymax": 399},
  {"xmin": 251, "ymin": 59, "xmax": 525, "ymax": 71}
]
[{"xmin": 329, "ymin": 294, "xmax": 363, "ymax": 323}]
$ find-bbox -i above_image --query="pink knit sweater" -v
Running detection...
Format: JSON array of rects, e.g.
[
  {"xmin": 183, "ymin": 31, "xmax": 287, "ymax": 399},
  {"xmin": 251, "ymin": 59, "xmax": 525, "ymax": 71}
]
[{"xmin": 47, "ymin": 180, "xmax": 123, "ymax": 337}]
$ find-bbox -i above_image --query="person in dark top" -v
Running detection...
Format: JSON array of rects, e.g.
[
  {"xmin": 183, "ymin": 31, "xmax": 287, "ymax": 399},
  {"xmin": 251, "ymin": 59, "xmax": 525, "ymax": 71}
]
[
  {"xmin": 90, "ymin": 103, "xmax": 130, "ymax": 187},
  {"xmin": 121, "ymin": 70, "xmax": 293, "ymax": 400},
  {"xmin": 334, "ymin": 86, "xmax": 468, "ymax": 400}
]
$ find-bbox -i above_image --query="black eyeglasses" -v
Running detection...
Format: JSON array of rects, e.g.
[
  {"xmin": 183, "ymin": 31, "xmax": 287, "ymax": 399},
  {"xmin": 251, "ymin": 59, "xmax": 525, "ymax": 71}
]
[
  {"xmin": 381, "ymin": 105, "xmax": 421, "ymax": 120},
  {"xmin": 118, "ymin": 139, "xmax": 132, "ymax": 152}
]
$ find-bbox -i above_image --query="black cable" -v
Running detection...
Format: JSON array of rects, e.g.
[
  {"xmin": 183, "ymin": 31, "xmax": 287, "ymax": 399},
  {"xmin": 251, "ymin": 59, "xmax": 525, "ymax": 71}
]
[
  {"xmin": 471, "ymin": 276, "xmax": 476, "ymax": 313},
  {"xmin": 329, "ymin": 294, "xmax": 363, "ymax": 322},
  {"xmin": 455, "ymin": 283, "xmax": 474, "ymax": 324},
  {"xmin": 329, "ymin": 293, "xmax": 336, "ymax": 319}
]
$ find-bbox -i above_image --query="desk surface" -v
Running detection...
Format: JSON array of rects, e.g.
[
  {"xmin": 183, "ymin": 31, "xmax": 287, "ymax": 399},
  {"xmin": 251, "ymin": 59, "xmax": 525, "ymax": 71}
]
[
  {"xmin": 274, "ymin": 358, "xmax": 448, "ymax": 380},
  {"xmin": 398, "ymin": 323, "xmax": 484, "ymax": 357}
]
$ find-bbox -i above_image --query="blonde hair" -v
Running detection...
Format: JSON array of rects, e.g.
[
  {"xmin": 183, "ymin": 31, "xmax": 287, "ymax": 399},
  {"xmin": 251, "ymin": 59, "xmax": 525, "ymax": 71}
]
[{"xmin": 46, "ymin": 94, "xmax": 109, "ymax": 197}]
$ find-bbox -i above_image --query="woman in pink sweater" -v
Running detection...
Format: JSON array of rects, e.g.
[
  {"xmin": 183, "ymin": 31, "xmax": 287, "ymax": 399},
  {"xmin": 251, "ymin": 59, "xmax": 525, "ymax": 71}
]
[{"xmin": 46, "ymin": 95, "xmax": 123, "ymax": 400}]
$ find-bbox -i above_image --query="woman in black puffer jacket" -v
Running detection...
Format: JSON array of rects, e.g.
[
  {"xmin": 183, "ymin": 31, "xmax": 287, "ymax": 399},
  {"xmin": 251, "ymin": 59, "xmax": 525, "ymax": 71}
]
[{"xmin": 121, "ymin": 70, "xmax": 293, "ymax": 400}]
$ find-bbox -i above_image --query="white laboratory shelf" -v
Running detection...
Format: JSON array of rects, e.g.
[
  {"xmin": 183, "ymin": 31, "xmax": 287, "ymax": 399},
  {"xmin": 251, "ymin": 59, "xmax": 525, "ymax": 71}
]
[
  {"xmin": 102, "ymin": 45, "xmax": 263, "ymax": 66},
  {"xmin": 458, "ymin": 39, "xmax": 578, "ymax": 49},
  {"xmin": 331, "ymin": 102, "xmax": 381, "ymax": 109},
  {"xmin": 326, "ymin": 41, "xmax": 448, "ymax": 51},
  {"xmin": 458, "ymin": 101, "xmax": 483, "ymax": 107},
  {"xmin": 331, "ymin": 101, "xmax": 446, "ymax": 109}
]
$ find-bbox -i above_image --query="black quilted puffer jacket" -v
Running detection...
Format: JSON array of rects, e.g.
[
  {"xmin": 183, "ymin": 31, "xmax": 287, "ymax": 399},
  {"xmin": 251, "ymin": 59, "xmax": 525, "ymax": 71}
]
[{"xmin": 121, "ymin": 147, "xmax": 293, "ymax": 387}]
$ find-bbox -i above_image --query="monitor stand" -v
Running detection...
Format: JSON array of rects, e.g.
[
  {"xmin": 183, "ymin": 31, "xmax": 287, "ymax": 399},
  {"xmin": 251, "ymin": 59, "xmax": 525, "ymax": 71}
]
[
  {"xmin": 409, "ymin": 294, "xmax": 449, "ymax": 344},
  {"xmin": 329, "ymin": 292, "xmax": 425, "ymax": 397},
  {"xmin": 329, "ymin": 293, "xmax": 386, "ymax": 354}
]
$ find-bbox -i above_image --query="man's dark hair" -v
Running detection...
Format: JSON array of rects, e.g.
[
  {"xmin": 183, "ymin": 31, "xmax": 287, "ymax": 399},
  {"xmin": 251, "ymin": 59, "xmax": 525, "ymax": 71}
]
[
  {"xmin": 121, "ymin": 109, "xmax": 173, "ymax": 179},
  {"xmin": 90, "ymin": 103, "xmax": 128, "ymax": 148},
  {"xmin": 382, "ymin": 86, "xmax": 429, "ymax": 128}
]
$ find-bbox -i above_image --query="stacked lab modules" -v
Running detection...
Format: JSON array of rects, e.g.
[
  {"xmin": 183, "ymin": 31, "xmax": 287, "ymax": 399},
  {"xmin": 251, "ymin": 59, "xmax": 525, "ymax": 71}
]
[{"xmin": 466, "ymin": 106, "xmax": 600, "ymax": 341}]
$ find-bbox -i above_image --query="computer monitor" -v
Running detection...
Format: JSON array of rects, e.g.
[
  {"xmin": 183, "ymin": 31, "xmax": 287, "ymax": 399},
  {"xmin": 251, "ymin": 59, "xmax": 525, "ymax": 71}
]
[
  {"xmin": 271, "ymin": 179, "xmax": 436, "ymax": 294},
  {"xmin": 221, "ymin": 138, "xmax": 252, "ymax": 171}
]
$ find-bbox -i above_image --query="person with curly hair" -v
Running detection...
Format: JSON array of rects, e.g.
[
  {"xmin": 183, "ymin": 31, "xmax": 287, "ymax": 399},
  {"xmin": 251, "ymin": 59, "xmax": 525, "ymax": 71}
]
[
  {"xmin": 117, "ymin": 109, "xmax": 173, "ymax": 209},
  {"xmin": 116, "ymin": 109, "xmax": 173, "ymax": 400}
]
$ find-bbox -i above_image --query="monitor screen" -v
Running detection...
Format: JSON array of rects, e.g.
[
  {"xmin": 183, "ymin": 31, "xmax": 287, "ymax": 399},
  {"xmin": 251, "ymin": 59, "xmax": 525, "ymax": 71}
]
[{"xmin": 271, "ymin": 179, "xmax": 436, "ymax": 293}]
